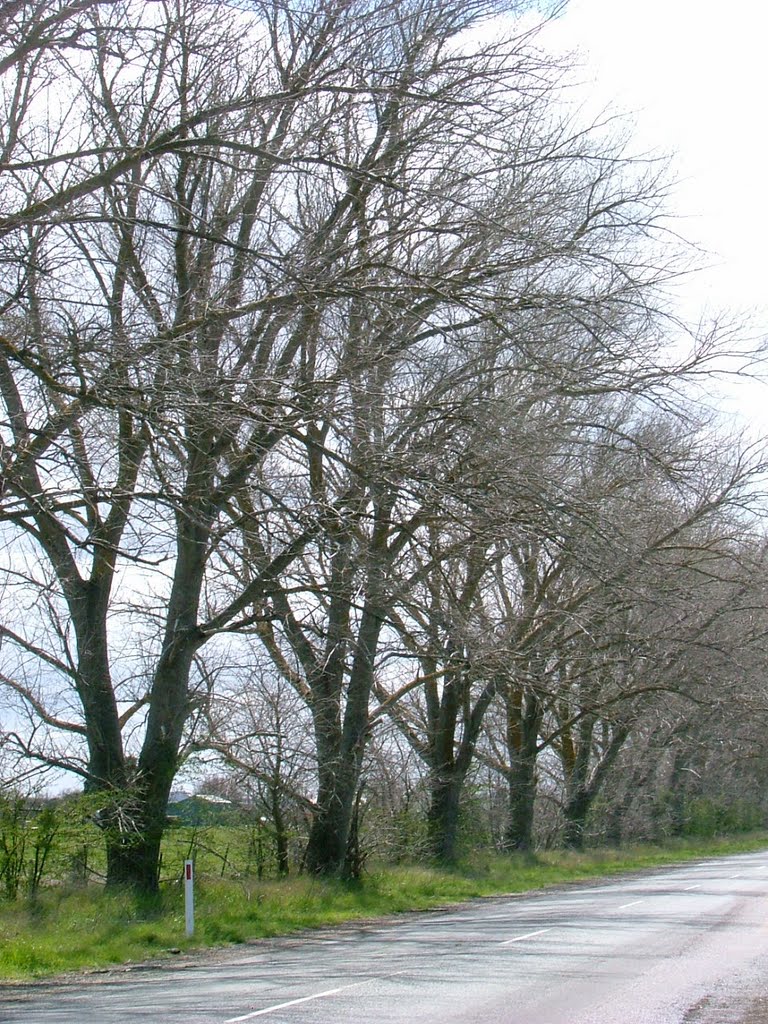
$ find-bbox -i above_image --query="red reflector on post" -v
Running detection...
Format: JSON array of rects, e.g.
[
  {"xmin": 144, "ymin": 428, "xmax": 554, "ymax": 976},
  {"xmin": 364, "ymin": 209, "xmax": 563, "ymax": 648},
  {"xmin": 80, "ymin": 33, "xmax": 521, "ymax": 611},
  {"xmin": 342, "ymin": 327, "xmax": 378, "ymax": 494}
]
[{"xmin": 186, "ymin": 863, "xmax": 192, "ymax": 881}]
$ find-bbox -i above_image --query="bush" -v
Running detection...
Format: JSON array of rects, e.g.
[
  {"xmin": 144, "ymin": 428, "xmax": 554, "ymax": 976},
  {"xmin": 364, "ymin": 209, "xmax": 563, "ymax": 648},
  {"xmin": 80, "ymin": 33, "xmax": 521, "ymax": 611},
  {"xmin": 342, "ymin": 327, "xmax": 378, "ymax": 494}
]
[
  {"xmin": 0, "ymin": 795, "xmax": 60, "ymax": 898},
  {"xmin": 683, "ymin": 797, "xmax": 764, "ymax": 838}
]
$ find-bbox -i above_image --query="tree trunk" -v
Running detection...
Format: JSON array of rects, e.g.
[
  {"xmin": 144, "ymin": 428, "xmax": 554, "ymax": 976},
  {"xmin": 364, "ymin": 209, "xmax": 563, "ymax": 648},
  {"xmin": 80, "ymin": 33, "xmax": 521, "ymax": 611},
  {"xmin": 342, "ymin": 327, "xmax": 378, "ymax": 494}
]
[
  {"xmin": 562, "ymin": 789, "xmax": 592, "ymax": 850},
  {"xmin": 103, "ymin": 516, "xmax": 208, "ymax": 892},
  {"xmin": 303, "ymin": 674, "xmax": 364, "ymax": 876},
  {"xmin": 504, "ymin": 756, "xmax": 538, "ymax": 852},
  {"xmin": 304, "ymin": 569, "xmax": 386, "ymax": 875},
  {"xmin": 427, "ymin": 769, "xmax": 463, "ymax": 863},
  {"xmin": 603, "ymin": 794, "xmax": 628, "ymax": 846},
  {"xmin": 502, "ymin": 688, "xmax": 542, "ymax": 852},
  {"xmin": 304, "ymin": 760, "xmax": 358, "ymax": 875},
  {"xmin": 425, "ymin": 673, "xmax": 497, "ymax": 864},
  {"xmin": 105, "ymin": 820, "xmax": 163, "ymax": 892},
  {"xmin": 76, "ymin": 615, "xmax": 126, "ymax": 795},
  {"xmin": 561, "ymin": 723, "xmax": 630, "ymax": 851}
]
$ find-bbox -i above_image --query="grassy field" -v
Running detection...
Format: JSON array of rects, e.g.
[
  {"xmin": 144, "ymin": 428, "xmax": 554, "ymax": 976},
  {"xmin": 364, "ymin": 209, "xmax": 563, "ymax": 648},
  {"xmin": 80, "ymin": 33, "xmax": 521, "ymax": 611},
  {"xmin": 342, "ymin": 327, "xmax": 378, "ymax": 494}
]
[{"xmin": 1, "ymin": 832, "xmax": 767, "ymax": 981}]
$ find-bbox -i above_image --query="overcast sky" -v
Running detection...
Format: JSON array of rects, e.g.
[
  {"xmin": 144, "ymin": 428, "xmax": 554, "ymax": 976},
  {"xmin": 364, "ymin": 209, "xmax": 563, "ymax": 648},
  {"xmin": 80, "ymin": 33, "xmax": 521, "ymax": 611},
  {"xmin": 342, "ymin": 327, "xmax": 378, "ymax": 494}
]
[{"xmin": 542, "ymin": 0, "xmax": 768, "ymax": 432}]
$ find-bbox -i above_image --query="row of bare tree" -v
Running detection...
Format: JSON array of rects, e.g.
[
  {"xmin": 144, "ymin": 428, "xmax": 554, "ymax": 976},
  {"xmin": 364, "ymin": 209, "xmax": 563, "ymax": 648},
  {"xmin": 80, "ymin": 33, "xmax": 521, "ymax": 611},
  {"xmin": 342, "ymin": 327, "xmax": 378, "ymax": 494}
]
[
  {"xmin": 0, "ymin": 0, "xmax": 765, "ymax": 891},
  {"xmin": 205, "ymin": 410, "xmax": 768, "ymax": 865}
]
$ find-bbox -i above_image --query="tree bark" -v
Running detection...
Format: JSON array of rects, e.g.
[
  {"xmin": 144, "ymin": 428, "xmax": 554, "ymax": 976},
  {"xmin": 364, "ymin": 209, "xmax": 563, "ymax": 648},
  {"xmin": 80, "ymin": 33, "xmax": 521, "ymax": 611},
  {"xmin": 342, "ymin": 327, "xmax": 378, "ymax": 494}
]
[
  {"xmin": 562, "ymin": 789, "xmax": 592, "ymax": 850},
  {"xmin": 427, "ymin": 769, "xmax": 464, "ymax": 863},
  {"xmin": 560, "ymin": 719, "xmax": 631, "ymax": 851},
  {"xmin": 425, "ymin": 672, "xmax": 498, "ymax": 863},
  {"xmin": 502, "ymin": 687, "xmax": 542, "ymax": 852},
  {"xmin": 304, "ymin": 735, "xmax": 356, "ymax": 875}
]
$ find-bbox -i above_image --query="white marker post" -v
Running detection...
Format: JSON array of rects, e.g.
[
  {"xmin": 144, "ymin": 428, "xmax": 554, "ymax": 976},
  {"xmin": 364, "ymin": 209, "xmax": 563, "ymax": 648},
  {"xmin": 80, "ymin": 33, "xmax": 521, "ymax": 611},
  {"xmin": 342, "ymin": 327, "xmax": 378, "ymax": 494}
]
[{"xmin": 184, "ymin": 859, "xmax": 194, "ymax": 937}]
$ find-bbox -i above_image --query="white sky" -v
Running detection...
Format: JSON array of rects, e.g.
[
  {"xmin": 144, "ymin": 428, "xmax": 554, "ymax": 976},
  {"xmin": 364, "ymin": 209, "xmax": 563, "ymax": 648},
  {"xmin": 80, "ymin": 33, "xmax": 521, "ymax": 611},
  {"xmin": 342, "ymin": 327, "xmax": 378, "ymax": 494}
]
[{"xmin": 543, "ymin": 0, "xmax": 768, "ymax": 433}]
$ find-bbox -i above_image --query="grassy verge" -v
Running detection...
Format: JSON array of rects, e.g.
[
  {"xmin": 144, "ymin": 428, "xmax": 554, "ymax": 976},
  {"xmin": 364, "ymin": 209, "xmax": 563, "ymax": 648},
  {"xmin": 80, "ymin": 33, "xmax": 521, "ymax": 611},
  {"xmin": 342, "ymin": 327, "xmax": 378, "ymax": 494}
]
[{"xmin": 1, "ymin": 832, "xmax": 767, "ymax": 981}]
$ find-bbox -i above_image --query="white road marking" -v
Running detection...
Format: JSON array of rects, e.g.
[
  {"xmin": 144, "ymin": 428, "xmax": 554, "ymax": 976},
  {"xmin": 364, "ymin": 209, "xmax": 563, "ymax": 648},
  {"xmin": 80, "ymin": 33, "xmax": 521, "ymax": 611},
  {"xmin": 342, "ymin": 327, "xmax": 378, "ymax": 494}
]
[
  {"xmin": 618, "ymin": 900, "xmax": 644, "ymax": 910},
  {"xmin": 500, "ymin": 928, "xmax": 552, "ymax": 946},
  {"xmin": 533, "ymin": 897, "xmax": 594, "ymax": 903},
  {"xmin": 683, "ymin": 885, "xmax": 701, "ymax": 891},
  {"xmin": 224, "ymin": 974, "xmax": 406, "ymax": 1022}
]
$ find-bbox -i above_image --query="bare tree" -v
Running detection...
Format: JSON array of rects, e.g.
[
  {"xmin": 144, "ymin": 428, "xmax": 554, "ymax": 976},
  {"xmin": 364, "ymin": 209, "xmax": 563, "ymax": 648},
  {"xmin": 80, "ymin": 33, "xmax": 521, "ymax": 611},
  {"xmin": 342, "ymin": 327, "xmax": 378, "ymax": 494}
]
[
  {"xmin": 0, "ymin": 0, "xmax": 583, "ymax": 887},
  {"xmin": 481, "ymin": 410, "xmax": 767, "ymax": 849},
  {"xmin": 0, "ymin": 0, "xmax": 753, "ymax": 891}
]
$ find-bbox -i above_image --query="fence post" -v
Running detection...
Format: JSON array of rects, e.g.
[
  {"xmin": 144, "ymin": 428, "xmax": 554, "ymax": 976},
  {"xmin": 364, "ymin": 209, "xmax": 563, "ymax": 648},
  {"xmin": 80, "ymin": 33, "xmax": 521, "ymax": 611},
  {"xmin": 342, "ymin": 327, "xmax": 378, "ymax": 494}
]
[{"xmin": 184, "ymin": 859, "xmax": 194, "ymax": 937}]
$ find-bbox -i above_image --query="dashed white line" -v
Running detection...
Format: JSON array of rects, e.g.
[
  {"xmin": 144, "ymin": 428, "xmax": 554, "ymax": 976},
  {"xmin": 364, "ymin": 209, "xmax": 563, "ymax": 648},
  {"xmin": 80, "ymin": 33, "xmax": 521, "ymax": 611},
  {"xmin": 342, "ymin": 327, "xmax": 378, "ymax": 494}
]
[
  {"xmin": 683, "ymin": 885, "xmax": 701, "ymax": 891},
  {"xmin": 224, "ymin": 974, "xmax": 406, "ymax": 1022},
  {"xmin": 500, "ymin": 928, "xmax": 552, "ymax": 946},
  {"xmin": 618, "ymin": 900, "xmax": 645, "ymax": 910}
]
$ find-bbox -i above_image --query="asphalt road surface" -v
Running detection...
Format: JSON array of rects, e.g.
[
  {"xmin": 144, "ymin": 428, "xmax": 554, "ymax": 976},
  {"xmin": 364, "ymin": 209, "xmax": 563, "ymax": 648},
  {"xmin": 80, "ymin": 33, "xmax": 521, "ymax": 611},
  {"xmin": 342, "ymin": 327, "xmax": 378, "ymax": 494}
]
[{"xmin": 3, "ymin": 849, "xmax": 768, "ymax": 1023}]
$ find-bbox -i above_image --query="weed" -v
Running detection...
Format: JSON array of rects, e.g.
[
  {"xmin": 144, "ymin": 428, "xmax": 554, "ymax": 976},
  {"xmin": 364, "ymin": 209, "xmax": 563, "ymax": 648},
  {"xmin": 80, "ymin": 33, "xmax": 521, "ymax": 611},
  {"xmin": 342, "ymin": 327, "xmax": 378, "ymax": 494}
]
[{"xmin": 0, "ymin": 833, "xmax": 766, "ymax": 980}]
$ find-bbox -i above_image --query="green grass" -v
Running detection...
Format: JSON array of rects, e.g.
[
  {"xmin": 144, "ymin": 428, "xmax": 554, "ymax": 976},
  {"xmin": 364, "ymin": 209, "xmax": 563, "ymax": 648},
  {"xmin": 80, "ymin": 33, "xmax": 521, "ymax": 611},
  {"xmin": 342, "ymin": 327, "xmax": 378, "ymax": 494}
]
[{"xmin": 1, "ymin": 832, "xmax": 767, "ymax": 981}]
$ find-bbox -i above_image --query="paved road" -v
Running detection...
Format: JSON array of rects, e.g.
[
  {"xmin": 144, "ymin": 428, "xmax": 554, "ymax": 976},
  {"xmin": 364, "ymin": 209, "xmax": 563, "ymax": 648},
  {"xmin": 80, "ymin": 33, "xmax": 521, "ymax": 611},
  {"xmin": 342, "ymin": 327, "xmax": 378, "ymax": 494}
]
[{"xmin": 3, "ymin": 850, "xmax": 768, "ymax": 1023}]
